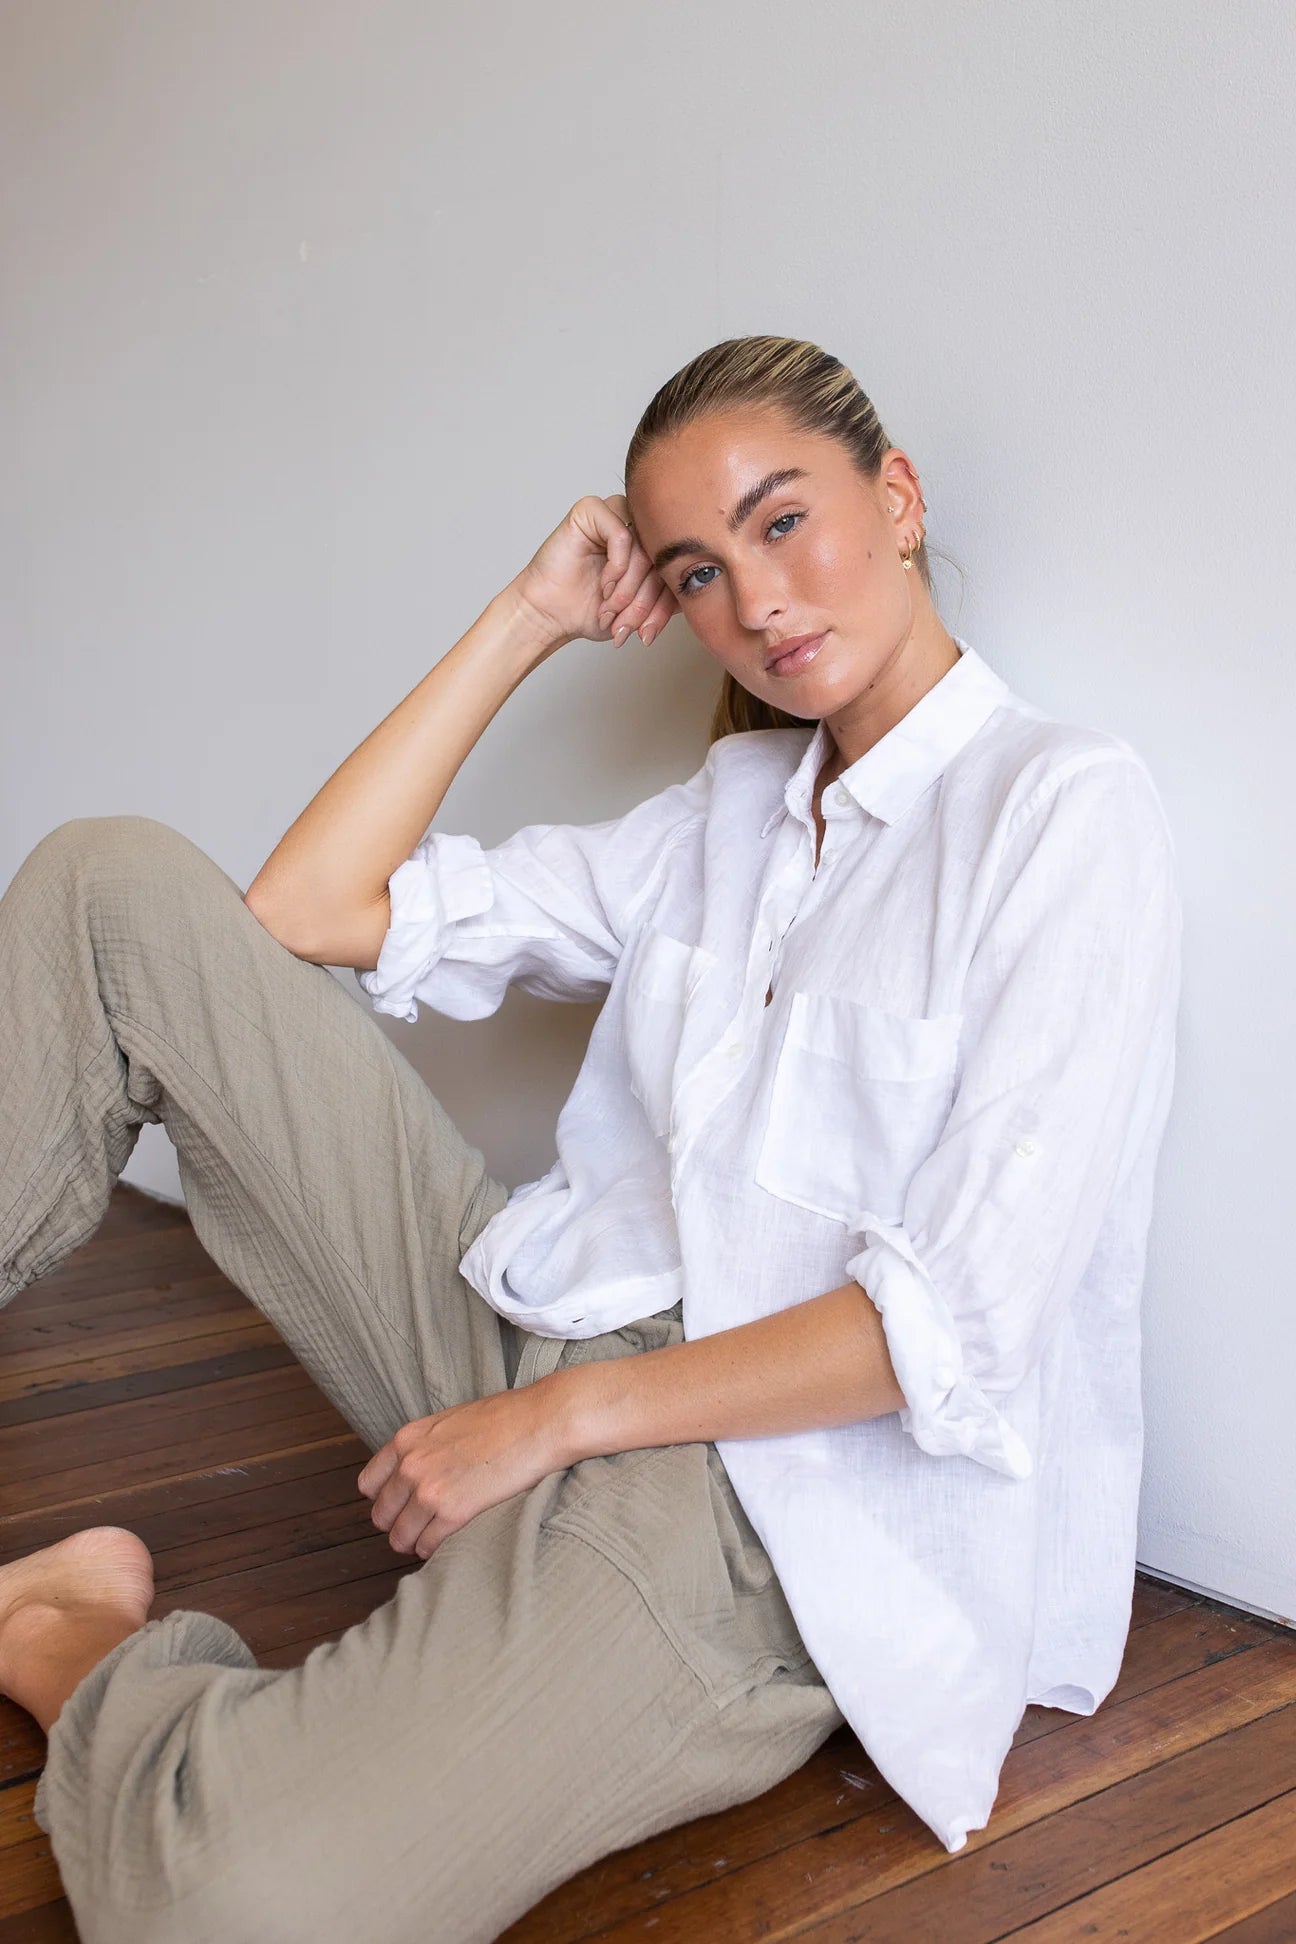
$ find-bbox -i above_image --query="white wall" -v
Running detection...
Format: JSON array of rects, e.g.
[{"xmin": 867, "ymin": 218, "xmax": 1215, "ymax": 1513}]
[{"xmin": 3, "ymin": 1, "xmax": 1293, "ymax": 1624}]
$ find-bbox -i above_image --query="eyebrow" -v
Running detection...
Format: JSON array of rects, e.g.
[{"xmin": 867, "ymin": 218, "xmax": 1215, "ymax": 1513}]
[{"xmin": 650, "ymin": 467, "xmax": 810, "ymax": 573}]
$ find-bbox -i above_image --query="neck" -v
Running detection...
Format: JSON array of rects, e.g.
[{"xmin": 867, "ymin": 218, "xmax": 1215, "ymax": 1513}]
[{"xmin": 823, "ymin": 608, "xmax": 961, "ymax": 771}]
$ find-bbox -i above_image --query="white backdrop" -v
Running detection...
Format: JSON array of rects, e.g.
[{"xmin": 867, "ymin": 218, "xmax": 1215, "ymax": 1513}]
[{"xmin": 4, "ymin": 1, "xmax": 1293, "ymax": 1624}]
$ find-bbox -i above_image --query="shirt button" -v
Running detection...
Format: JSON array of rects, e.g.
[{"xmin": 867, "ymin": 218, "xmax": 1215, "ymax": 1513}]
[
  {"xmin": 832, "ymin": 784, "xmax": 851, "ymax": 808},
  {"xmin": 1014, "ymin": 1138, "xmax": 1038, "ymax": 1159},
  {"xmin": 725, "ymin": 1041, "xmax": 744, "ymax": 1057}
]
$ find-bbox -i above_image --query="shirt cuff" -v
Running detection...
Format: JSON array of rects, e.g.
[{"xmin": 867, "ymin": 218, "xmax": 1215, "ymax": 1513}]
[
  {"xmin": 845, "ymin": 1217, "xmax": 1034, "ymax": 1480},
  {"xmin": 356, "ymin": 832, "xmax": 494, "ymax": 1023}
]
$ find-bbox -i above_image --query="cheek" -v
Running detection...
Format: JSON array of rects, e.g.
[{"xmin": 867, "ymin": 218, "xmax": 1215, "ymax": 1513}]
[
  {"xmin": 801, "ymin": 526, "xmax": 870, "ymax": 599},
  {"xmin": 687, "ymin": 613, "xmax": 746, "ymax": 674},
  {"xmin": 820, "ymin": 528, "xmax": 913, "ymax": 632},
  {"xmin": 680, "ymin": 581, "xmax": 745, "ymax": 655}
]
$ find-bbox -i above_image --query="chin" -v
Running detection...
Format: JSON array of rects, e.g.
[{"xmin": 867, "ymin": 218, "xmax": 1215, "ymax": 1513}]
[{"xmin": 766, "ymin": 664, "xmax": 847, "ymax": 713}]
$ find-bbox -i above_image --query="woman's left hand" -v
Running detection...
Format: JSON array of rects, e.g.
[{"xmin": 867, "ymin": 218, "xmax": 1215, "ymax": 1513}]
[{"xmin": 358, "ymin": 1382, "xmax": 574, "ymax": 1561}]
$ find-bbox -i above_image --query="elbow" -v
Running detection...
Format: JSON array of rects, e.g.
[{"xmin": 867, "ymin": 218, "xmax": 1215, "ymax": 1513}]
[
  {"xmin": 242, "ymin": 887, "xmax": 311, "ymax": 957},
  {"xmin": 243, "ymin": 885, "xmax": 389, "ymax": 971}
]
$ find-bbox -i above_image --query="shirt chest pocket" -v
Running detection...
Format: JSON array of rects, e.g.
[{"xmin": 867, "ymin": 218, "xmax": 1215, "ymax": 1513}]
[
  {"xmin": 755, "ymin": 991, "xmax": 962, "ymax": 1226},
  {"xmin": 622, "ymin": 923, "xmax": 716, "ymax": 1139}
]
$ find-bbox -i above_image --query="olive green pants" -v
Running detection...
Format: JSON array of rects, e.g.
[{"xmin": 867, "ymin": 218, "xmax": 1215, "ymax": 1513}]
[{"xmin": 0, "ymin": 815, "xmax": 842, "ymax": 1944}]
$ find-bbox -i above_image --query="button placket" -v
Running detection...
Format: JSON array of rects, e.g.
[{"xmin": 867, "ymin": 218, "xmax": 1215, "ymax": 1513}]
[
  {"xmin": 767, "ymin": 808, "xmax": 841, "ymax": 994},
  {"xmin": 755, "ymin": 834, "xmax": 812, "ymax": 1009},
  {"xmin": 673, "ymin": 870, "xmax": 800, "ymax": 1161}
]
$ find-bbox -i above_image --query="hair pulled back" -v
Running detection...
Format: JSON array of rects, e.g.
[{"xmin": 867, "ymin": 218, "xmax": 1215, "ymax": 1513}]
[{"xmin": 624, "ymin": 335, "xmax": 932, "ymax": 741}]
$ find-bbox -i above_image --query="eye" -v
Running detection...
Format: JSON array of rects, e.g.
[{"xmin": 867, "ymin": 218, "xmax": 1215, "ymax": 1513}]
[{"xmin": 677, "ymin": 510, "xmax": 806, "ymax": 596}]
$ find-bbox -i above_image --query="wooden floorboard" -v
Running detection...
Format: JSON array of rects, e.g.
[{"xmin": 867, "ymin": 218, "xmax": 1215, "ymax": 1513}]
[{"xmin": 1, "ymin": 1184, "xmax": 1293, "ymax": 1940}]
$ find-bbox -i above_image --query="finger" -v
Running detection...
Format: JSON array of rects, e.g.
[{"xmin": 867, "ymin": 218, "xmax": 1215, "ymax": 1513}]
[
  {"xmin": 597, "ymin": 544, "xmax": 639, "ymax": 631},
  {"xmin": 414, "ymin": 1514, "xmax": 457, "ymax": 1562},
  {"xmin": 571, "ymin": 495, "xmax": 634, "ymax": 613},
  {"xmin": 389, "ymin": 1491, "xmax": 438, "ymax": 1556},
  {"xmin": 603, "ymin": 490, "xmax": 634, "ymax": 589},
  {"xmin": 637, "ymin": 587, "xmax": 676, "ymax": 647},
  {"xmin": 602, "ymin": 524, "xmax": 633, "ymax": 600},
  {"xmin": 602, "ymin": 544, "xmax": 655, "ymax": 627},
  {"xmin": 357, "ymin": 1445, "xmax": 398, "ymax": 1499},
  {"xmin": 369, "ymin": 1470, "xmax": 415, "ymax": 1535},
  {"xmin": 602, "ymin": 555, "xmax": 660, "ymax": 637},
  {"xmin": 609, "ymin": 570, "xmax": 669, "ymax": 646}
]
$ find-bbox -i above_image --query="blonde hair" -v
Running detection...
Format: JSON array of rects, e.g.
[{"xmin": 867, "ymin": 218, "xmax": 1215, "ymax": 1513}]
[{"xmin": 624, "ymin": 335, "xmax": 934, "ymax": 742}]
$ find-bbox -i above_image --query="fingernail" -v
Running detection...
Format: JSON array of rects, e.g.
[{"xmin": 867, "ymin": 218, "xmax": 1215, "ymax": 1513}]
[{"xmin": 641, "ymin": 627, "xmax": 655, "ymax": 646}]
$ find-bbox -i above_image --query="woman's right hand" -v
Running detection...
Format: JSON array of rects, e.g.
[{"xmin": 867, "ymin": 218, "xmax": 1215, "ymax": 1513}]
[{"xmin": 508, "ymin": 494, "xmax": 679, "ymax": 660}]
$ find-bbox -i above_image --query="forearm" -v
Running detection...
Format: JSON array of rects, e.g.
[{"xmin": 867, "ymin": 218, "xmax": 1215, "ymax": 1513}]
[
  {"xmin": 244, "ymin": 581, "xmax": 561, "ymax": 944},
  {"xmin": 547, "ymin": 1278, "xmax": 908, "ymax": 1461}
]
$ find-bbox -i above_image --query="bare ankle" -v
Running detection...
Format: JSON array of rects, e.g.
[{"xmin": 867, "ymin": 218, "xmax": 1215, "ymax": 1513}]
[
  {"xmin": 0, "ymin": 1528, "xmax": 155, "ymax": 1734},
  {"xmin": 0, "ymin": 1599, "xmax": 144, "ymax": 1735}
]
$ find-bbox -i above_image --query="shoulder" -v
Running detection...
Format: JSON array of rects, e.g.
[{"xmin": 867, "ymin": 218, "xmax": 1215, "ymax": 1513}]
[
  {"xmin": 965, "ymin": 684, "xmax": 1173, "ymax": 856},
  {"xmin": 703, "ymin": 724, "xmax": 813, "ymax": 780},
  {"xmin": 944, "ymin": 686, "xmax": 1182, "ymax": 962},
  {"xmin": 703, "ymin": 724, "xmax": 816, "ymax": 824}
]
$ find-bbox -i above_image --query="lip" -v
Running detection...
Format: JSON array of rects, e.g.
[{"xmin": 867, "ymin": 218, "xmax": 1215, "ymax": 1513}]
[{"xmin": 763, "ymin": 630, "xmax": 828, "ymax": 675}]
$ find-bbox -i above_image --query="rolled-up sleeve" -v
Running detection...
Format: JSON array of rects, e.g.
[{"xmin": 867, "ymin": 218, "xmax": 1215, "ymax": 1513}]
[
  {"xmin": 357, "ymin": 763, "xmax": 710, "ymax": 1024},
  {"xmin": 845, "ymin": 752, "xmax": 1182, "ymax": 1479}
]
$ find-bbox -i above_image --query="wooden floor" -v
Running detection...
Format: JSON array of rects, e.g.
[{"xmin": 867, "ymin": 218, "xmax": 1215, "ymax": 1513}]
[{"xmin": 1, "ymin": 1190, "xmax": 1295, "ymax": 1941}]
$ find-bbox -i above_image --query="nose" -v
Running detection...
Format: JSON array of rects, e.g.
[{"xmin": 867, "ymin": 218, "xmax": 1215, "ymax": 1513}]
[{"xmin": 729, "ymin": 560, "xmax": 787, "ymax": 637}]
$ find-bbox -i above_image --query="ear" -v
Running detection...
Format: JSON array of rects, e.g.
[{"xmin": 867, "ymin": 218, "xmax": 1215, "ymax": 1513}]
[{"xmin": 879, "ymin": 449, "xmax": 926, "ymax": 551}]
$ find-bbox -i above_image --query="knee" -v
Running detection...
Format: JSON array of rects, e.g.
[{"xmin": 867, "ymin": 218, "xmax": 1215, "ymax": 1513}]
[
  {"xmin": 10, "ymin": 818, "xmax": 244, "ymax": 964},
  {"xmin": 24, "ymin": 817, "xmax": 229, "ymax": 912},
  {"xmin": 75, "ymin": 1840, "xmax": 374, "ymax": 1944},
  {"xmin": 73, "ymin": 1862, "xmax": 296, "ymax": 1944},
  {"xmin": 31, "ymin": 815, "xmax": 190, "ymax": 877}
]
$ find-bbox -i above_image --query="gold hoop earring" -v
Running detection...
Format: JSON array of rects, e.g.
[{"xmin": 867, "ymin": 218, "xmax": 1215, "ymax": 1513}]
[{"xmin": 900, "ymin": 538, "xmax": 915, "ymax": 571}]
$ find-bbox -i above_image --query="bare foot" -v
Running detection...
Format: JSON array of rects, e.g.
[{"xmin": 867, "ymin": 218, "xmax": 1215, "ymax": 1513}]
[{"xmin": 0, "ymin": 1527, "xmax": 155, "ymax": 1731}]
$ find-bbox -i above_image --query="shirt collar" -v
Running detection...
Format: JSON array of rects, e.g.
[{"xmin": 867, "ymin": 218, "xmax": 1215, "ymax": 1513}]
[{"xmin": 759, "ymin": 639, "xmax": 1010, "ymax": 838}]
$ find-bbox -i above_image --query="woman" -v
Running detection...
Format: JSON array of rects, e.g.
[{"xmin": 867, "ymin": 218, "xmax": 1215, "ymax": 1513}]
[{"xmin": 0, "ymin": 336, "xmax": 1180, "ymax": 1938}]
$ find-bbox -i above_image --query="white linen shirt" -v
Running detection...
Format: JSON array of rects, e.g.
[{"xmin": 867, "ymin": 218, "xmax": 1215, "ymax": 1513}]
[{"xmin": 358, "ymin": 640, "xmax": 1182, "ymax": 1855}]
